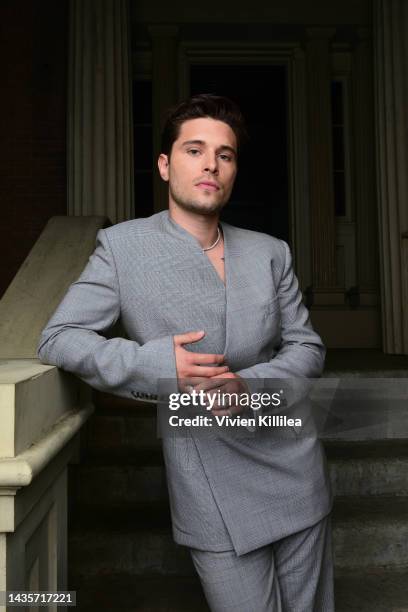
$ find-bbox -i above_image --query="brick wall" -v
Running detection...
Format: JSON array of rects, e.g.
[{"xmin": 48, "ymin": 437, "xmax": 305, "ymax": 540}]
[{"xmin": 0, "ymin": 0, "xmax": 68, "ymax": 297}]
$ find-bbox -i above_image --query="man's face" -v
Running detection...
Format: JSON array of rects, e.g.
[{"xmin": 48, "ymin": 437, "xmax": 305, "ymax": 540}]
[{"xmin": 158, "ymin": 117, "xmax": 238, "ymax": 215}]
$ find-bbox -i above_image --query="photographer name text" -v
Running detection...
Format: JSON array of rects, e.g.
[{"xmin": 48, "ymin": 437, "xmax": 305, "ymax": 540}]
[{"xmin": 167, "ymin": 414, "xmax": 302, "ymax": 428}]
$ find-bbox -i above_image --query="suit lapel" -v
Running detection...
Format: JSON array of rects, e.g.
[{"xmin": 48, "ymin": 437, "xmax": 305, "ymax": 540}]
[{"xmin": 221, "ymin": 221, "xmax": 249, "ymax": 365}]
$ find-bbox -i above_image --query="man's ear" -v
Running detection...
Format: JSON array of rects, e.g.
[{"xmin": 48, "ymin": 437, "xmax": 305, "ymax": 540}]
[{"xmin": 158, "ymin": 153, "xmax": 169, "ymax": 181}]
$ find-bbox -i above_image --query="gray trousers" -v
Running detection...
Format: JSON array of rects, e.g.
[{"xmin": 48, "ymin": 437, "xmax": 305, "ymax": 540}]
[{"xmin": 190, "ymin": 515, "xmax": 334, "ymax": 612}]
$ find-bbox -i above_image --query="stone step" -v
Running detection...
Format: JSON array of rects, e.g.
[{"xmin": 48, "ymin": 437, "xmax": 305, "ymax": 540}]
[
  {"xmin": 90, "ymin": 386, "xmax": 408, "ymax": 447},
  {"xmin": 68, "ymin": 504, "xmax": 192, "ymax": 577},
  {"xmin": 69, "ymin": 460, "xmax": 168, "ymax": 505},
  {"xmin": 85, "ymin": 414, "xmax": 160, "ymax": 453},
  {"xmin": 72, "ymin": 439, "xmax": 408, "ymax": 506},
  {"xmin": 68, "ymin": 567, "xmax": 408, "ymax": 612},
  {"xmin": 324, "ymin": 348, "xmax": 408, "ymax": 374},
  {"xmin": 334, "ymin": 567, "xmax": 408, "ymax": 612},
  {"xmin": 326, "ymin": 439, "xmax": 408, "ymax": 496},
  {"xmin": 74, "ymin": 457, "xmax": 408, "ymax": 506},
  {"xmin": 86, "ymin": 392, "xmax": 160, "ymax": 453},
  {"xmin": 69, "ymin": 528, "xmax": 192, "ymax": 578},
  {"xmin": 69, "ymin": 573, "xmax": 208, "ymax": 611},
  {"xmin": 69, "ymin": 497, "xmax": 408, "ymax": 576},
  {"xmin": 332, "ymin": 496, "xmax": 408, "ymax": 569}
]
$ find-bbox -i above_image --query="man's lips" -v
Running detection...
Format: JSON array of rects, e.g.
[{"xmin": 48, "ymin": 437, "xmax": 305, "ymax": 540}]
[{"xmin": 196, "ymin": 181, "xmax": 220, "ymax": 191}]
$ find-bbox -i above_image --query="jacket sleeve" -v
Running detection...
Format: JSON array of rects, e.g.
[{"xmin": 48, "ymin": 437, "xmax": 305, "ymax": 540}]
[
  {"xmin": 236, "ymin": 240, "xmax": 325, "ymax": 398},
  {"xmin": 37, "ymin": 229, "xmax": 177, "ymax": 398}
]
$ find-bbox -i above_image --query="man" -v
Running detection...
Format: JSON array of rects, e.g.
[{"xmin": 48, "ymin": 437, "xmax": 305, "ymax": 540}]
[{"xmin": 38, "ymin": 94, "xmax": 334, "ymax": 611}]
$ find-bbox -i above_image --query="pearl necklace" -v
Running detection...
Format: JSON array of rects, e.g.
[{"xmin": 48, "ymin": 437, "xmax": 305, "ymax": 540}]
[{"xmin": 202, "ymin": 227, "xmax": 221, "ymax": 252}]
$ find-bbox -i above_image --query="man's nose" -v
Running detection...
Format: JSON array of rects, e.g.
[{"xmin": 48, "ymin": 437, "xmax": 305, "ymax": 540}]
[{"xmin": 202, "ymin": 152, "xmax": 218, "ymax": 174}]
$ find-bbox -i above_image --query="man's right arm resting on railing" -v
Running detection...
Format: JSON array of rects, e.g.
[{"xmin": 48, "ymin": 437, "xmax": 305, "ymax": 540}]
[{"xmin": 37, "ymin": 229, "xmax": 228, "ymax": 399}]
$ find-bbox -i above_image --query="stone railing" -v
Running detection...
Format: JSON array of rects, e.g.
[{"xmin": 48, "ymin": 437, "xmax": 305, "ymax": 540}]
[
  {"xmin": 0, "ymin": 360, "xmax": 92, "ymax": 610},
  {"xmin": 0, "ymin": 216, "xmax": 108, "ymax": 608}
]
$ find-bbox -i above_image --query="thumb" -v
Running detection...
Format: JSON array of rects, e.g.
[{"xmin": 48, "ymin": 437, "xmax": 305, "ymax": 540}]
[{"xmin": 174, "ymin": 330, "xmax": 205, "ymax": 346}]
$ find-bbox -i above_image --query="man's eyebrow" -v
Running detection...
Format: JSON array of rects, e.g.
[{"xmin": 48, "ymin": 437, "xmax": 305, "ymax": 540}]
[
  {"xmin": 181, "ymin": 140, "xmax": 237, "ymax": 155},
  {"xmin": 218, "ymin": 144, "xmax": 237, "ymax": 156},
  {"xmin": 181, "ymin": 140, "xmax": 205, "ymax": 147}
]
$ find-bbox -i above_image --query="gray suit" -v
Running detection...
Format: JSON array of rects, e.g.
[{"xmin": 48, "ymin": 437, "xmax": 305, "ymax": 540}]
[{"xmin": 38, "ymin": 211, "xmax": 332, "ymax": 556}]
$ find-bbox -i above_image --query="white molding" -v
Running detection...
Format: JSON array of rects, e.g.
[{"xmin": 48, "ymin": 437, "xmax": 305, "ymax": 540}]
[{"xmin": 0, "ymin": 405, "xmax": 93, "ymax": 489}]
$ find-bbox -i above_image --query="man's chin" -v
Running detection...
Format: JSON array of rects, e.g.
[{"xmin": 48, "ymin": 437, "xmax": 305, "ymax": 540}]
[{"xmin": 175, "ymin": 199, "xmax": 226, "ymax": 216}]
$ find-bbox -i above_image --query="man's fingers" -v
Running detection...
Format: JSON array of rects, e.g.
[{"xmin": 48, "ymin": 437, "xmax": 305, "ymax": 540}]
[
  {"xmin": 211, "ymin": 406, "xmax": 240, "ymax": 417},
  {"xmin": 174, "ymin": 330, "xmax": 205, "ymax": 346},
  {"xmin": 189, "ymin": 365, "xmax": 230, "ymax": 377},
  {"xmin": 193, "ymin": 377, "xmax": 231, "ymax": 392},
  {"xmin": 174, "ymin": 334, "xmax": 226, "ymax": 363},
  {"xmin": 191, "ymin": 352, "xmax": 226, "ymax": 365}
]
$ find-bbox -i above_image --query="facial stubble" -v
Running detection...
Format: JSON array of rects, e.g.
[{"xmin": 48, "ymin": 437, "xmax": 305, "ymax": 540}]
[{"xmin": 169, "ymin": 183, "xmax": 230, "ymax": 216}]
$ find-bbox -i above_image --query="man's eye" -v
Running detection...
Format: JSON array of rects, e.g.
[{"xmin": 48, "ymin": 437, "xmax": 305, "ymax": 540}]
[
  {"xmin": 188, "ymin": 148, "xmax": 200, "ymax": 156},
  {"xmin": 219, "ymin": 154, "xmax": 232, "ymax": 162}
]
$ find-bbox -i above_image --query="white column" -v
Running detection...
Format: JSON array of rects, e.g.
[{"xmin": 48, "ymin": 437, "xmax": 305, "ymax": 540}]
[
  {"xmin": 68, "ymin": 0, "xmax": 134, "ymax": 223},
  {"xmin": 374, "ymin": 0, "xmax": 408, "ymax": 353}
]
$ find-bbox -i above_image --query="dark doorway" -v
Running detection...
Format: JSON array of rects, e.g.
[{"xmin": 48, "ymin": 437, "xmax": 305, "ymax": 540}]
[{"xmin": 190, "ymin": 64, "xmax": 289, "ymax": 242}]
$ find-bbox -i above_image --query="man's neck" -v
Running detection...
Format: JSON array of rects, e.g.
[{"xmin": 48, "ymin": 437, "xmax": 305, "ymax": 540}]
[{"xmin": 168, "ymin": 204, "xmax": 220, "ymax": 250}]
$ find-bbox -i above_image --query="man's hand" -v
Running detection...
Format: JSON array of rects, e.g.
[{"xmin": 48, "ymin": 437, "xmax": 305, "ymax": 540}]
[
  {"xmin": 173, "ymin": 331, "xmax": 229, "ymax": 391},
  {"xmin": 192, "ymin": 372, "xmax": 250, "ymax": 417}
]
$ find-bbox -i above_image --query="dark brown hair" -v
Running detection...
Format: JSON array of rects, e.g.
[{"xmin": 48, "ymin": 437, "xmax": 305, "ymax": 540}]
[{"xmin": 161, "ymin": 93, "xmax": 248, "ymax": 156}]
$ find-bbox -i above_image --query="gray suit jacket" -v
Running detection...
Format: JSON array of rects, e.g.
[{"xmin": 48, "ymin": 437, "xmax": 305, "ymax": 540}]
[{"xmin": 38, "ymin": 211, "xmax": 332, "ymax": 555}]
